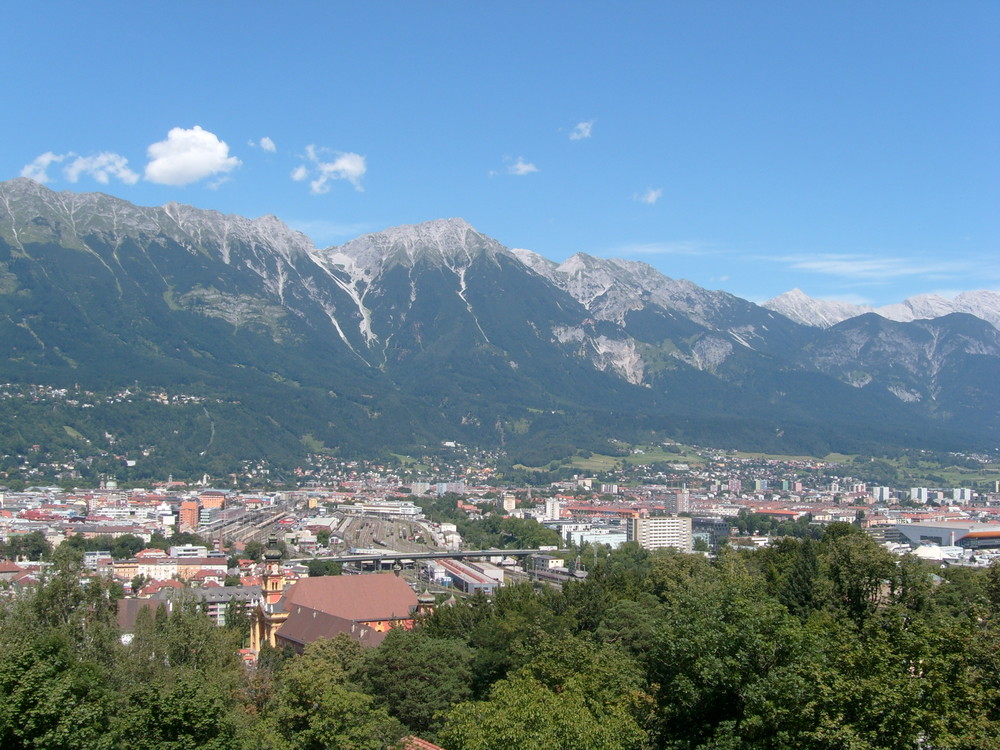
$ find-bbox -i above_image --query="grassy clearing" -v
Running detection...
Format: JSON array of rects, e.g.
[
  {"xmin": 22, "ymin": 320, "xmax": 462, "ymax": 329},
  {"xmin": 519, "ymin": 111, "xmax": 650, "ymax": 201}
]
[
  {"xmin": 565, "ymin": 445, "xmax": 707, "ymax": 472},
  {"xmin": 390, "ymin": 453, "xmax": 430, "ymax": 470}
]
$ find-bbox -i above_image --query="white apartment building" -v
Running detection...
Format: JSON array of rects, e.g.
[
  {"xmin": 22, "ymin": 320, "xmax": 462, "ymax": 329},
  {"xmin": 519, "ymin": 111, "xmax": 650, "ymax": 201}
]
[
  {"xmin": 626, "ymin": 515, "xmax": 693, "ymax": 553},
  {"xmin": 872, "ymin": 486, "xmax": 893, "ymax": 503},
  {"xmin": 544, "ymin": 497, "xmax": 562, "ymax": 521}
]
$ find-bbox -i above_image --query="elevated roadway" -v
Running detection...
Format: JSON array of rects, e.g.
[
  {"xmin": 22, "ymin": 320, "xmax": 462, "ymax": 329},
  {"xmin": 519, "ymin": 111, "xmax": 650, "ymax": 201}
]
[{"xmin": 287, "ymin": 548, "xmax": 568, "ymax": 565}]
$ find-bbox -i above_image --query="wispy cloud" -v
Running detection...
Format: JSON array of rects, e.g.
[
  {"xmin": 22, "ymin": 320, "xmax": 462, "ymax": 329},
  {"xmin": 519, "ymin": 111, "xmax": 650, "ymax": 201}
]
[
  {"xmin": 22, "ymin": 151, "xmax": 139, "ymax": 185},
  {"xmin": 507, "ymin": 156, "xmax": 539, "ymax": 176},
  {"xmin": 249, "ymin": 136, "xmax": 276, "ymax": 152},
  {"xmin": 145, "ymin": 126, "xmax": 241, "ymax": 186},
  {"xmin": 569, "ymin": 120, "xmax": 594, "ymax": 140},
  {"xmin": 292, "ymin": 145, "xmax": 366, "ymax": 194},
  {"xmin": 21, "ymin": 152, "xmax": 67, "ymax": 183},
  {"xmin": 772, "ymin": 253, "xmax": 970, "ymax": 280},
  {"xmin": 65, "ymin": 153, "xmax": 139, "ymax": 185},
  {"xmin": 817, "ymin": 292, "xmax": 874, "ymax": 306},
  {"xmin": 634, "ymin": 187, "xmax": 662, "ymax": 204},
  {"xmin": 615, "ymin": 240, "xmax": 714, "ymax": 256}
]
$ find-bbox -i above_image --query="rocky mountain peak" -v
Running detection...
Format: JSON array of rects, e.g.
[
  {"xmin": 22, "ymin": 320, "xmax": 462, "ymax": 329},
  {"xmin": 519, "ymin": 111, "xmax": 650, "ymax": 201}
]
[
  {"xmin": 765, "ymin": 289, "xmax": 874, "ymax": 328},
  {"xmin": 319, "ymin": 217, "xmax": 511, "ymax": 283},
  {"xmin": 0, "ymin": 178, "xmax": 314, "ymax": 265},
  {"xmin": 766, "ymin": 288, "xmax": 1000, "ymax": 330},
  {"xmin": 509, "ymin": 247, "xmax": 557, "ymax": 277}
]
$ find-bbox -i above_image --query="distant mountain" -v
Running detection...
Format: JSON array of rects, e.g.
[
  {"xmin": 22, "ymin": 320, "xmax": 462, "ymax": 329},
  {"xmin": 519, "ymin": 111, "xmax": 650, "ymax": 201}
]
[
  {"xmin": 766, "ymin": 288, "xmax": 1000, "ymax": 330},
  {"xmin": 0, "ymin": 178, "xmax": 995, "ymax": 478}
]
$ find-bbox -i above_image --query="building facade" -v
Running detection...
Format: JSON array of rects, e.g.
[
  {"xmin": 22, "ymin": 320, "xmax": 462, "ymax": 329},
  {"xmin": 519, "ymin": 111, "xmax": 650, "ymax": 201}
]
[{"xmin": 626, "ymin": 515, "xmax": 693, "ymax": 553}]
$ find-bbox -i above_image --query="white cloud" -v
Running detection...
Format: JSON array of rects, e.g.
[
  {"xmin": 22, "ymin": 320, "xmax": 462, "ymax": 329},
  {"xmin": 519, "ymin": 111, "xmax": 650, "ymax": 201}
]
[
  {"xmin": 293, "ymin": 145, "xmax": 366, "ymax": 194},
  {"xmin": 634, "ymin": 188, "xmax": 663, "ymax": 205},
  {"xmin": 616, "ymin": 240, "xmax": 713, "ymax": 256},
  {"xmin": 569, "ymin": 120, "xmax": 594, "ymax": 140},
  {"xmin": 774, "ymin": 253, "xmax": 970, "ymax": 280},
  {"xmin": 22, "ymin": 151, "xmax": 139, "ymax": 186},
  {"xmin": 818, "ymin": 292, "xmax": 874, "ymax": 306},
  {"xmin": 144, "ymin": 126, "xmax": 241, "ymax": 186},
  {"xmin": 21, "ymin": 152, "xmax": 66, "ymax": 183},
  {"xmin": 250, "ymin": 136, "xmax": 277, "ymax": 152},
  {"xmin": 64, "ymin": 152, "xmax": 139, "ymax": 185},
  {"xmin": 508, "ymin": 157, "xmax": 539, "ymax": 176}
]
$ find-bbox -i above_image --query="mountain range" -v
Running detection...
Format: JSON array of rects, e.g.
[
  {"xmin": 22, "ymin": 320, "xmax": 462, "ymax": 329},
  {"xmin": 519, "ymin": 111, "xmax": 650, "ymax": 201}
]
[
  {"xmin": 765, "ymin": 287, "xmax": 1000, "ymax": 330},
  {"xmin": 0, "ymin": 177, "xmax": 996, "ymax": 477}
]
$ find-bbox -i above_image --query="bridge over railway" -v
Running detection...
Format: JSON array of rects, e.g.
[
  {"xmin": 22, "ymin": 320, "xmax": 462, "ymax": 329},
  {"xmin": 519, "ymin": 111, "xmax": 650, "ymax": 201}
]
[{"xmin": 286, "ymin": 549, "xmax": 568, "ymax": 565}]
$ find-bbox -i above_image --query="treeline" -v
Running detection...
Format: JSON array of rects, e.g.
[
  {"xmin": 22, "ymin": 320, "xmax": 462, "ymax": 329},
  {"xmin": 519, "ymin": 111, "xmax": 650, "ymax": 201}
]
[
  {"xmin": 3, "ymin": 526, "xmax": 1000, "ymax": 749},
  {"xmin": 1, "ymin": 531, "xmax": 213, "ymax": 564},
  {"xmin": 415, "ymin": 493, "xmax": 563, "ymax": 549},
  {"xmin": 732, "ymin": 508, "xmax": 822, "ymax": 539}
]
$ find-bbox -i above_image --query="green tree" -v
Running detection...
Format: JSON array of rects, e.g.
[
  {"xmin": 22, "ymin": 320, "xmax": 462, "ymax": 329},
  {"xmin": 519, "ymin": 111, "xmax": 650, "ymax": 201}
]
[
  {"xmin": 307, "ymin": 558, "xmax": 342, "ymax": 577},
  {"xmin": 263, "ymin": 636, "xmax": 403, "ymax": 750},
  {"xmin": 223, "ymin": 599, "xmax": 251, "ymax": 644},
  {"xmin": 777, "ymin": 539, "xmax": 820, "ymax": 619},
  {"xmin": 440, "ymin": 672, "xmax": 648, "ymax": 750},
  {"xmin": 822, "ymin": 532, "xmax": 896, "ymax": 625},
  {"xmin": 357, "ymin": 628, "xmax": 474, "ymax": 740},
  {"xmin": 109, "ymin": 534, "xmax": 145, "ymax": 560},
  {"xmin": 2, "ymin": 530, "xmax": 52, "ymax": 561},
  {"xmin": 646, "ymin": 554, "xmax": 811, "ymax": 748}
]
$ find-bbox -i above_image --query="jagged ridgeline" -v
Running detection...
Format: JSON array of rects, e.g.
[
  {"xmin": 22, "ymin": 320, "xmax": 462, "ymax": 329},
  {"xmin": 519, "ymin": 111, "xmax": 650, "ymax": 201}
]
[{"xmin": 0, "ymin": 178, "xmax": 996, "ymax": 475}]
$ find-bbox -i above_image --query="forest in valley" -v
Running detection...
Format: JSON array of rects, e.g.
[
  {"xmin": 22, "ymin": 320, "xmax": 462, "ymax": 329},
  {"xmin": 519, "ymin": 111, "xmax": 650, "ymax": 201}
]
[{"xmin": 2, "ymin": 525, "xmax": 1000, "ymax": 750}]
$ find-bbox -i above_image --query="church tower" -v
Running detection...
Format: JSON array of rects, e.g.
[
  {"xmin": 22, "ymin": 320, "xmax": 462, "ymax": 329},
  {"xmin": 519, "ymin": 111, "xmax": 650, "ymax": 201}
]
[{"xmin": 250, "ymin": 537, "xmax": 290, "ymax": 655}]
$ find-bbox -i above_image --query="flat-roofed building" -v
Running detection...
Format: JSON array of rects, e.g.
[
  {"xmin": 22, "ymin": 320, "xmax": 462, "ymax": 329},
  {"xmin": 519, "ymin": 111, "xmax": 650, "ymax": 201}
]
[
  {"xmin": 627, "ymin": 515, "xmax": 692, "ymax": 553},
  {"xmin": 895, "ymin": 521, "xmax": 1000, "ymax": 549}
]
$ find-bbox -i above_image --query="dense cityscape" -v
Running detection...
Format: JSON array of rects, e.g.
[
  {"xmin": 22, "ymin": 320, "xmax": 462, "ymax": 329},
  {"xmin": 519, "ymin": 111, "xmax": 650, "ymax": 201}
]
[{"xmin": 4, "ymin": 444, "xmax": 1000, "ymax": 748}]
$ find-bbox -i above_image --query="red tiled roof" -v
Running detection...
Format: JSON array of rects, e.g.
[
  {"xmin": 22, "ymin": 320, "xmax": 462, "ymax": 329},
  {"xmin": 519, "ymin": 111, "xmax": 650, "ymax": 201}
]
[
  {"xmin": 138, "ymin": 579, "xmax": 184, "ymax": 596},
  {"xmin": 276, "ymin": 606, "xmax": 390, "ymax": 649},
  {"xmin": 283, "ymin": 573, "xmax": 418, "ymax": 621}
]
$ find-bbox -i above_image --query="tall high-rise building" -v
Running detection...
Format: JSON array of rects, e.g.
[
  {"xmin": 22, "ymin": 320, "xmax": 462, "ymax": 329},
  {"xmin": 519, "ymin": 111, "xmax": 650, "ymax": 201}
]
[
  {"xmin": 626, "ymin": 515, "xmax": 692, "ymax": 553},
  {"xmin": 544, "ymin": 497, "xmax": 562, "ymax": 521},
  {"xmin": 664, "ymin": 491, "xmax": 689, "ymax": 514},
  {"xmin": 953, "ymin": 488, "xmax": 973, "ymax": 503},
  {"xmin": 178, "ymin": 500, "xmax": 200, "ymax": 532}
]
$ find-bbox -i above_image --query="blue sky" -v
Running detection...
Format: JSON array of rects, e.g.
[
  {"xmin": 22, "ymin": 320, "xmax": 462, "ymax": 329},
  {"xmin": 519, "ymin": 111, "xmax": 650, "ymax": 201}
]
[{"xmin": 4, "ymin": 2, "xmax": 997, "ymax": 306}]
